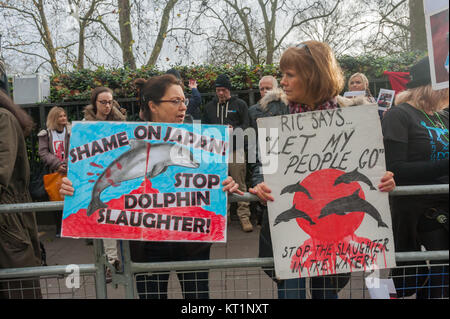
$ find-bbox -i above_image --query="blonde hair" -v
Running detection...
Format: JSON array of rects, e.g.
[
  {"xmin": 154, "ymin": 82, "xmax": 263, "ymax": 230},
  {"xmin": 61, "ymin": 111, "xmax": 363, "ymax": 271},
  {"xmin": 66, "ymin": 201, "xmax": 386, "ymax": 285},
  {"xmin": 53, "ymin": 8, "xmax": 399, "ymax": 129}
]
[
  {"xmin": 395, "ymin": 85, "xmax": 449, "ymax": 113},
  {"xmin": 348, "ymin": 73, "xmax": 370, "ymax": 91},
  {"xmin": 280, "ymin": 41, "xmax": 344, "ymax": 108},
  {"xmin": 46, "ymin": 106, "xmax": 66, "ymax": 130}
]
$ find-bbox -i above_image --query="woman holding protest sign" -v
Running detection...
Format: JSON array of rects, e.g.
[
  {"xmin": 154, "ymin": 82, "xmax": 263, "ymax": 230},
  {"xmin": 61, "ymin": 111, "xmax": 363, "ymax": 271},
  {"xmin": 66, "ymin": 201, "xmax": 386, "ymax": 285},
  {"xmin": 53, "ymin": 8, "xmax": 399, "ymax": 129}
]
[
  {"xmin": 60, "ymin": 74, "xmax": 242, "ymax": 299},
  {"xmin": 382, "ymin": 57, "xmax": 449, "ymax": 299},
  {"xmin": 249, "ymin": 41, "xmax": 396, "ymax": 299},
  {"xmin": 82, "ymin": 86, "xmax": 127, "ymax": 282}
]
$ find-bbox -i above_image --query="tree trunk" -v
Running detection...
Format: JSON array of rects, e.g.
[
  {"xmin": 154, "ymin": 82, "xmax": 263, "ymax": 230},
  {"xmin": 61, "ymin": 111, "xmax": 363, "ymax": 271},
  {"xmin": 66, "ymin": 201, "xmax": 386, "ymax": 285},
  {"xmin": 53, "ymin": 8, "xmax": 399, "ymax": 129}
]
[
  {"xmin": 35, "ymin": 0, "xmax": 60, "ymax": 74},
  {"xmin": 77, "ymin": 0, "xmax": 98, "ymax": 70},
  {"xmin": 409, "ymin": 0, "xmax": 427, "ymax": 51},
  {"xmin": 146, "ymin": 0, "xmax": 178, "ymax": 67},
  {"xmin": 118, "ymin": 0, "xmax": 136, "ymax": 69}
]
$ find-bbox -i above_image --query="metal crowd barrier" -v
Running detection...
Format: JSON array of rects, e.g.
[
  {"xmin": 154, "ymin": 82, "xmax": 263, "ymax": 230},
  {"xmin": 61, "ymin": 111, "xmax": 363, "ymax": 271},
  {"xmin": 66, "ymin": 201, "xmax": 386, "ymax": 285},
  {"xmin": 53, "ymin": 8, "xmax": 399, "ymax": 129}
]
[{"xmin": 0, "ymin": 184, "xmax": 448, "ymax": 299}]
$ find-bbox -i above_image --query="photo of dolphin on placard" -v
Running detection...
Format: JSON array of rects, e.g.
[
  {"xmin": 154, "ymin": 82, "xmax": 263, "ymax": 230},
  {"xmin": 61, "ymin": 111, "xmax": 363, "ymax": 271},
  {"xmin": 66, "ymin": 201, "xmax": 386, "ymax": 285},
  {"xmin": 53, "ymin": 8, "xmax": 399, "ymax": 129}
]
[
  {"xmin": 86, "ymin": 139, "xmax": 200, "ymax": 216},
  {"xmin": 318, "ymin": 189, "xmax": 388, "ymax": 228}
]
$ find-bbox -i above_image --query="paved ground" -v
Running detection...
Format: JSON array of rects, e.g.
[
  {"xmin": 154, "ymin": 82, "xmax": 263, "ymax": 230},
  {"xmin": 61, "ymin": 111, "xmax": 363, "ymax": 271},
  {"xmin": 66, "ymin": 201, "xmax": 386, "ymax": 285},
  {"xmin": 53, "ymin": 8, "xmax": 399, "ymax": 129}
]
[
  {"xmin": 37, "ymin": 216, "xmax": 374, "ymax": 299},
  {"xmin": 38, "ymin": 216, "xmax": 273, "ymax": 299}
]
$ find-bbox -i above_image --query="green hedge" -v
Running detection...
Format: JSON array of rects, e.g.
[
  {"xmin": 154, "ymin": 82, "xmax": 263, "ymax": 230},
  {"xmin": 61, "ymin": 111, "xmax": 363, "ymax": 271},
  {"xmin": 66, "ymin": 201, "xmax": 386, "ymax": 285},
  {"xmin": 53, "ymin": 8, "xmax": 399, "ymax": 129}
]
[{"xmin": 49, "ymin": 51, "xmax": 425, "ymax": 102}]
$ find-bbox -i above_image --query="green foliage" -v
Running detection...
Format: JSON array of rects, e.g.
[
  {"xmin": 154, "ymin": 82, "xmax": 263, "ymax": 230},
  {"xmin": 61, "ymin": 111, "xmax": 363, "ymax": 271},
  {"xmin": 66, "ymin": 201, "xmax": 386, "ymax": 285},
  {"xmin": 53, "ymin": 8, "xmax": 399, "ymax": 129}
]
[
  {"xmin": 338, "ymin": 51, "xmax": 426, "ymax": 79},
  {"xmin": 49, "ymin": 53, "xmax": 424, "ymax": 102}
]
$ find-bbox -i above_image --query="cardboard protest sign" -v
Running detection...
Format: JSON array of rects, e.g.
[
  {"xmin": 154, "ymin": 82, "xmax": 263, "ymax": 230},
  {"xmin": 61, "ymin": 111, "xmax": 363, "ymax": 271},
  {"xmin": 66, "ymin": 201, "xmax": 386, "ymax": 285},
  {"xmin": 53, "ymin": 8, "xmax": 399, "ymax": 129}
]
[
  {"xmin": 257, "ymin": 105, "xmax": 396, "ymax": 279},
  {"xmin": 424, "ymin": 0, "xmax": 449, "ymax": 90},
  {"xmin": 62, "ymin": 121, "xmax": 230, "ymax": 243}
]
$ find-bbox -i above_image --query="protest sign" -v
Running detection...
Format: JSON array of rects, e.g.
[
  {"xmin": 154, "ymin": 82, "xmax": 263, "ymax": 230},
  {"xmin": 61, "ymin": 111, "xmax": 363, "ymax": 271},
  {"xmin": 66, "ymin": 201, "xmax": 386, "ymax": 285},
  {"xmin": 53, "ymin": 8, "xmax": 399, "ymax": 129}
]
[
  {"xmin": 343, "ymin": 91, "xmax": 366, "ymax": 98},
  {"xmin": 376, "ymin": 89, "xmax": 395, "ymax": 111},
  {"xmin": 257, "ymin": 105, "xmax": 396, "ymax": 279},
  {"xmin": 424, "ymin": 0, "xmax": 449, "ymax": 90},
  {"xmin": 61, "ymin": 121, "xmax": 230, "ymax": 243}
]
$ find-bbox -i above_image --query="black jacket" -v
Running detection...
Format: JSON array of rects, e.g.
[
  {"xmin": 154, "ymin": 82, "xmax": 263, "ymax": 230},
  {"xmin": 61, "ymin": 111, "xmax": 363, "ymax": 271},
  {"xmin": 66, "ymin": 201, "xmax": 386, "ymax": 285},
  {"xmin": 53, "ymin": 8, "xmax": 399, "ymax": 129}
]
[
  {"xmin": 202, "ymin": 96, "xmax": 249, "ymax": 129},
  {"xmin": 202, "ymin": 95, "xmax": 249, "ymax": 151}
]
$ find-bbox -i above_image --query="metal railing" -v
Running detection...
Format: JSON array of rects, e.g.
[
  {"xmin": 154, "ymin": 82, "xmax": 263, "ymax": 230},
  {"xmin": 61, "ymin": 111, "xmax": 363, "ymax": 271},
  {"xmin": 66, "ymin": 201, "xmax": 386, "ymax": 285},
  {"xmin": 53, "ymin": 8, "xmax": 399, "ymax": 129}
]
[{"xmin": 0, "ymin": 184, "xmax": 448, "ymax": 299}]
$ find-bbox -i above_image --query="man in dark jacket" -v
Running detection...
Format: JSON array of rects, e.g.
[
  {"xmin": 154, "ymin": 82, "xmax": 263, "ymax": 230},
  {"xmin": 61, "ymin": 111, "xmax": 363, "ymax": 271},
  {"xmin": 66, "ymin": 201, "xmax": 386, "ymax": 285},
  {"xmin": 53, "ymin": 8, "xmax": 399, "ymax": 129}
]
[{"xmin": 202, "ymin": 74, "xmax": 252, "ymax": 232}]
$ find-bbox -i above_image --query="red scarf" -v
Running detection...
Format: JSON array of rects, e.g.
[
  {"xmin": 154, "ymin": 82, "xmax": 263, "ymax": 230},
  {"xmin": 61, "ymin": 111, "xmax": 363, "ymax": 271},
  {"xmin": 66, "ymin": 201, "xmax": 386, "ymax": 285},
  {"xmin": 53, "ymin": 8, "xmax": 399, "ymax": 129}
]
[{"xmin": 289, "ymin": 98, "xmax": 338, "ymax": 114}]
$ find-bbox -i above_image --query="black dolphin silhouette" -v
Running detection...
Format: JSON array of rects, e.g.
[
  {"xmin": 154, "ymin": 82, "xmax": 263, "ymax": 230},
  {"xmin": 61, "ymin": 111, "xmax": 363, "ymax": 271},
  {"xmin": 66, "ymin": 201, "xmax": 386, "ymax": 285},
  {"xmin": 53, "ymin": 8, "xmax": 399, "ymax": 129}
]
[
  {"xmin": 280, "ymin": 181, "xmax": 313, "ymax": 199},
  {"xmin": 274, "ymin": 204, "xmax": 316, "ymax": 226},
  {"xmin": 334, "ymin": 168, "xmax": 376, "ymax": 190},
  {"xmin": 318, "ymin": 189, "xmax": 388, "ymax": 228}
]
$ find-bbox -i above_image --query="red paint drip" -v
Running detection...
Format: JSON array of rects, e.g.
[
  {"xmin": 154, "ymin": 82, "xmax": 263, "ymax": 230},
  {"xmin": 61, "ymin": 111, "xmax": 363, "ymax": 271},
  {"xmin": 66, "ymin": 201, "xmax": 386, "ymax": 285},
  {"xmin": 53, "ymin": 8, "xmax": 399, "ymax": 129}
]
[
  {"xmin": 90, "ymin": 162, "xmax": 103, "ymax": 169},
  {"xmin": 106, "ymin": 168, "xmax": 111, "ymax": 178},
  {"xmin": 290, "ymin": 234, "xmax": 387, "ymax": 278},
  {"xmin": 116, "ymin": 162, "xmax": 122, "ymax": 169},
  {"xmin": 107, "ymin": 179, "xmax": 119, "ymax": 187},
  {"xmin": 88, "ymin": 180, "xmax": 95, "ymax": 183},
  {"xmin": 144, "ymin": 143, "xmax": 151, "ymax": 193},
  {"xmin": 87, "ymin": 172, "xmax": 94, "ymax": 176}
]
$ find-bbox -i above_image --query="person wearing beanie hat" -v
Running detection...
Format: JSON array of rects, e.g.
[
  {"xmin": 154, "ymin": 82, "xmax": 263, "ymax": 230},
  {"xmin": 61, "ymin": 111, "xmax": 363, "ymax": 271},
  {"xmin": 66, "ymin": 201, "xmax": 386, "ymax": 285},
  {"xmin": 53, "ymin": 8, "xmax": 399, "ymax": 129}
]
[
  {"xmin": 202, "ymin": 74, "xmax": 253, "ymax": 232},
  {"xmin": 382, "ymin": 56, "xmax": 449, "ymax": 299},
  {"xmin": 165, "ymin": 68, "xmax": 202, "ymax": 120},
  {"xmin": 215, "ymin": 74, "xmax": 232, "ymax": 91}
]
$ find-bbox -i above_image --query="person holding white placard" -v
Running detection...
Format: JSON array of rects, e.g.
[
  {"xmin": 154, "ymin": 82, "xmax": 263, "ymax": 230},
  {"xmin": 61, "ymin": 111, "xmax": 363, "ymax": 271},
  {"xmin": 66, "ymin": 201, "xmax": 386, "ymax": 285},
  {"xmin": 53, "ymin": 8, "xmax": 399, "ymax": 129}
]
[{"xmin": 249, "ymin": 41, "xmax": 396, "ymax": 299}]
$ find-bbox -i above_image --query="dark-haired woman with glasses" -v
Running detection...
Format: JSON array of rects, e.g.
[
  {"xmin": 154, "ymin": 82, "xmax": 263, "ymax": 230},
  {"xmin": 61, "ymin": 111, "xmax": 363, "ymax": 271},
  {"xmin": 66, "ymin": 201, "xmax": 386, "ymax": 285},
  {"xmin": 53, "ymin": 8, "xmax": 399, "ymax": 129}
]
[
  {"xmin": 83, "ymin": 87, "xmax": 126, "ymax": 121},
  {"xmin": 61, "ymin": 76, "xmax": 242, "ymax": 298},
  {"xmin": 82, "ymin": 86, "xmax": 127, "ymax": 282}
]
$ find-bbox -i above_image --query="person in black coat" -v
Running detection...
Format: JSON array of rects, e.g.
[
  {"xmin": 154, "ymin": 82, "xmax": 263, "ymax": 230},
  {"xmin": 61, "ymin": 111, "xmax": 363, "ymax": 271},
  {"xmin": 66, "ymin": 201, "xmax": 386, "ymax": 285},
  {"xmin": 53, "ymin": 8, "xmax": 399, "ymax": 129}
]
[{"xmin": 202, "ymin": 74, "xmax": 253, "ymax": 232}]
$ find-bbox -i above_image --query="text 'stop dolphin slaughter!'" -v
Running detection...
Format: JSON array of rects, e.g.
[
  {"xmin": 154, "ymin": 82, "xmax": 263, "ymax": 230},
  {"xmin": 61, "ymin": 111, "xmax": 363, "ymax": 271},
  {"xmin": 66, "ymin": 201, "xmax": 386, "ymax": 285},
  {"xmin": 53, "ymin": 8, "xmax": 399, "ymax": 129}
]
[{"xmin": 62, "ymin": 121, "xmax": 230, "ymax": 243}]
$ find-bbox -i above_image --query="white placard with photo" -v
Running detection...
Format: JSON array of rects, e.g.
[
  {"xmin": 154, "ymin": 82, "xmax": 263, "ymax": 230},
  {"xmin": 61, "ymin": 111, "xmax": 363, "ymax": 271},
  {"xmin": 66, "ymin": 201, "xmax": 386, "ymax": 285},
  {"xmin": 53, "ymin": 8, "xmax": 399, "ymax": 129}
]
[
  {"xmin": 376, "ymin": 89, "xmax": 396, "ymax": 111},
  {"xmin": 424, "ymin": 0, "xmax": 449, "ymax": 90}
]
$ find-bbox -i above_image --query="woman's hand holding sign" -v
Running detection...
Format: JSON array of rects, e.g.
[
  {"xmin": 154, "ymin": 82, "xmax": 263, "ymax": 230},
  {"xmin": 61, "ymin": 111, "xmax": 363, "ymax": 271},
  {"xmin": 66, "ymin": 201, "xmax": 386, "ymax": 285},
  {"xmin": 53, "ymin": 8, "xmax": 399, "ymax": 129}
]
[
  {"xmin": 60, "ymin": 176, "xmax": 74, "ymax": 197},
  {"xmin": 378, "ymin": 171, "xmax": 396, "ymax": 192},
  {"xmin": 249, "ymin": 182, "xmax": 275, "ymax": 204},
  {"xmin": 222, "ymin": 176, "xmax": 244, "ymax": 195}
]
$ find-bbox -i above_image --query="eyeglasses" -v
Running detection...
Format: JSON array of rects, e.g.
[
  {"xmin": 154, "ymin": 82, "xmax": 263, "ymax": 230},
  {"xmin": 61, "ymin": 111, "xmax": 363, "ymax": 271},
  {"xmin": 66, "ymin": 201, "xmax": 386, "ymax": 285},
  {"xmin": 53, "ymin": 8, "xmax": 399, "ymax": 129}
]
[
  {"xmin": 156, "ymin": 99, "xmax": 189, "ymax": 107},
  {"xmin": 98, "ymin": 100, "xmax": 113, "ymax": 105},
  {"xmin": 296, "ymin": 43, "xmax": 313, "ymax": 56}
]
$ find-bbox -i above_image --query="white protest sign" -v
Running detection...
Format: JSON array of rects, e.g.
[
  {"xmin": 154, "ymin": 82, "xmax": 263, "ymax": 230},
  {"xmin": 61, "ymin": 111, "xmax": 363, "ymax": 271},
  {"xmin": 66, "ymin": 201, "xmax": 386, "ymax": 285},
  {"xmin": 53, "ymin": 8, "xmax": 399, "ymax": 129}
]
[
  {"xmin": 424, "ymin": 0, "xmax": 449, "ymax": 90},
  {"xmin": 257, "ymin": 105, "xmax": 396, "ymax": 280},
  {"xmin": 343, "ymin": 91, "xmax": 366, "ymax": 98},
  {"xmin": 376, "ymin": 89, "xmax": 396, "ymax": 111}
]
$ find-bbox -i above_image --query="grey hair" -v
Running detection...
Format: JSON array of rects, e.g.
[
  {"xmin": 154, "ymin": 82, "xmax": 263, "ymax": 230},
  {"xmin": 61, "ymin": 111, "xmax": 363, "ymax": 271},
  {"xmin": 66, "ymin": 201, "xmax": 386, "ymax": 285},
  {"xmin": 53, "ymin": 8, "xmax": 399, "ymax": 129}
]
[{"xmin": 259, "ymin": 75, "xmax": 278, "ymax": 89}]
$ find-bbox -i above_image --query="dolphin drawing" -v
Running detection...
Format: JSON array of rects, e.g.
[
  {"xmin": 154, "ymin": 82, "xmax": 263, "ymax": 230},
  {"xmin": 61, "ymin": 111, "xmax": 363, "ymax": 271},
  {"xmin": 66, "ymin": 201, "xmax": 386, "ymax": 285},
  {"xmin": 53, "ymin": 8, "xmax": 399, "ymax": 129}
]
[
  {"xmin": 86, "ymin": 139, "xmax": 200, "ymax": 216},
  {"xmin": 333, "ymin": 168, "xmax": 376, "ymax": 190},
  {"xmin": 280, "ymin": 180, "xmax": 313, "ymax": 199},
  {"xmin": 318, "ymin": 189, "xmax": 388, "ymax": 228},
  {"xmin": 274, "ymin": 204, "xmax": 316, "ymax": 226}
]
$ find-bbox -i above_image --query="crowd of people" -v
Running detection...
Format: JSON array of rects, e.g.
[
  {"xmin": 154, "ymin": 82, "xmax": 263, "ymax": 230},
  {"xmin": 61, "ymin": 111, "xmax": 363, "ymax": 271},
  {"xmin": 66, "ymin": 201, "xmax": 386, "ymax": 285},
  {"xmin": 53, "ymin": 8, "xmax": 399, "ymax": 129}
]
[{"xmin": 0, "ymin": 39, "xmax": 448, "ymax": 300}]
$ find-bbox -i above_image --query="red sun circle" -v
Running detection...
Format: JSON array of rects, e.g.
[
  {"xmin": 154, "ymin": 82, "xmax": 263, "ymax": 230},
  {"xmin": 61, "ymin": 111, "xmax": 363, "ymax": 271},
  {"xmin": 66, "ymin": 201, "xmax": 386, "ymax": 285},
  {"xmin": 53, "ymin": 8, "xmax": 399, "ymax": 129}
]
[{"xmin": 293, "ymin": 169, "xmax": 365, "ymax": 241}]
